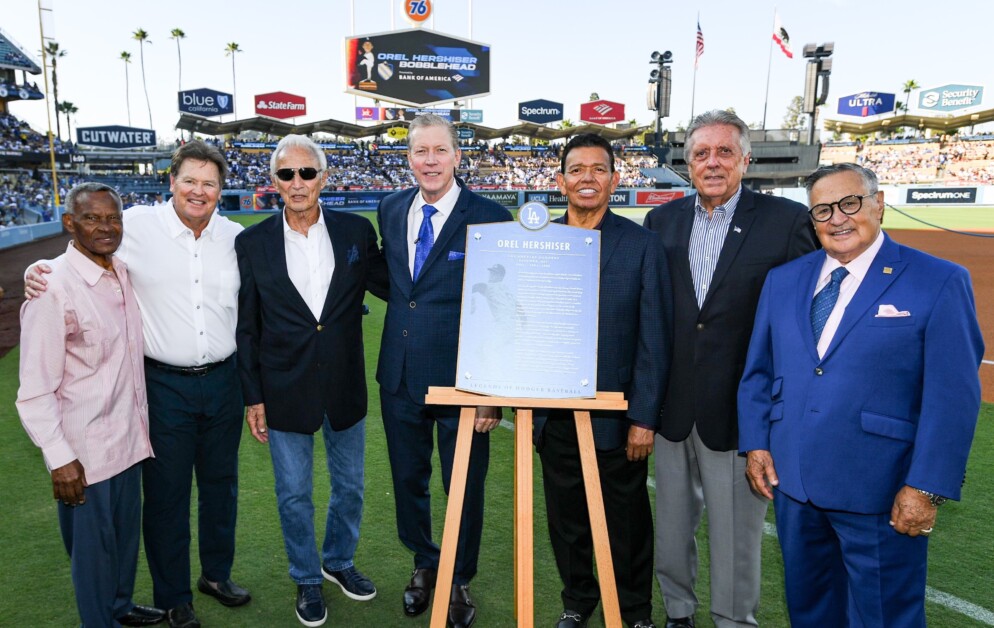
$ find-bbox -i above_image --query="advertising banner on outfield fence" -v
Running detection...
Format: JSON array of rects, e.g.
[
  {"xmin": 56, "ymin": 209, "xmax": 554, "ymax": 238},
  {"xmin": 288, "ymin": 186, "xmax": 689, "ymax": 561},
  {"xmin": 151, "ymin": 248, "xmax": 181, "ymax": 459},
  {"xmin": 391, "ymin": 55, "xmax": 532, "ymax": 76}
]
[
  {"xmin": 345, "ymin": 29, "xmax": 490, "ymax": 106},
  {"xmin": 906, "ymin": 187, "xmax": 977, "ymax": 204},
  {"xmin": 519, "ymin": 99, "xmax": 564, "ymax": 124},
  {"xmin": 918, "ymin": 84, "xmax": 984, "ymax": 112},
  {"xmin": 837, "ymin": 91, "xmax": 895, "ymax": 117},
  {"xmin": 255, "ymin": 91, "xmax": 306, "ymax": 119},
  {"xmin": 635, "ymin": 190, "xmax": 687, "ymax": 205},
  {"xmin": 178, "ymin": 88, "xmax": 233, "ymax": 117},
  {"xmin": 476, "ymin": 190, "xmax": 519, "ymax": 206},
  {"xmin": 526, "ymin": 190, "xmax": 630, "ymax": 207},
  {"xmin": 580, "ymin": 99, "xmax": 625, "ymax": 124},
  {"xmin": 77, "ymin": 125, "xmax": 156, "ymax": 148}
]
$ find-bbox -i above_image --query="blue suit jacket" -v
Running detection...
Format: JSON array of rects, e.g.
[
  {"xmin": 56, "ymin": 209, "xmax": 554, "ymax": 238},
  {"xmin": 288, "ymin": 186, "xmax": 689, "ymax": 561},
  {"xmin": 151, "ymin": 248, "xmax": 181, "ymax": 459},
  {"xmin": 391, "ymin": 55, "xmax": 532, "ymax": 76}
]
[
  {"xmin": 738, "ymin": 234, "xmax": 984, "ymax": 513},
  {"xmin": 376, "ymin": 182, "xmax": 512, "ymax": 401},
  {"xmin": 536, "ymin": 209, "xmax": 672, "ymax": 451},
  {"xmin": 235, "ymin": 209, "xmax": 388, "ymax": 434}
]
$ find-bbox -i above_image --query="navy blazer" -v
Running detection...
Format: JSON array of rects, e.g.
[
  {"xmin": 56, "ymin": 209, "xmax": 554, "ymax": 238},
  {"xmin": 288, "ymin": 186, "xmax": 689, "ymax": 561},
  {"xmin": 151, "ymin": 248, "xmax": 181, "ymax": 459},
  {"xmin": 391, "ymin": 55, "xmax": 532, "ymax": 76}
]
[
  {"xmin": 235, "ymin": 209, "xmax": 388, "ymax": 434},
  {"xmin": 536, "ymin": 209, "xmax": 672, "ymax": 451},
  {"xmin": 739, "ymin": 235, "xmax": 984, "ymax": 512},
  {"xmin": 643, "ymin": 186, "xmax": 816, "ymax": 451},
  {"xmin": 376, "ymin": 182, "xmax": 512, "ymax": 401}
]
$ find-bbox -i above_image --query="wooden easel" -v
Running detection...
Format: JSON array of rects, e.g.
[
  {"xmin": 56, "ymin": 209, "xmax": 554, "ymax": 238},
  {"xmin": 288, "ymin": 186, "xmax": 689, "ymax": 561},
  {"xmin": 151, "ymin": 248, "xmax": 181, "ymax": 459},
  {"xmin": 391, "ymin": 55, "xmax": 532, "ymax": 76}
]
[{"xmin": 423, "ymin": 386, "xmax": 628, "ymax": 628}]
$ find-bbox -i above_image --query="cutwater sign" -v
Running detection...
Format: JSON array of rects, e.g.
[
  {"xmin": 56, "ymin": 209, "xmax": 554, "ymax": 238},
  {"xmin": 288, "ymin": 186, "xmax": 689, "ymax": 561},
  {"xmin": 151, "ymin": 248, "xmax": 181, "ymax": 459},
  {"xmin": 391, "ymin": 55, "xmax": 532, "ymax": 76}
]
[
  {"xmin": 178, "ymin": 88, "xmax": 234, "ymax": 117},
  {"xmin": 518, "ymin": 99, "xmax": 564, "ymax": 124},
  {"xmin": 837, "ymin": 91, "xmax": 895, "ymax": 117},
  {"xmin": 918, "ymin": 84, "xmax": 984, "ymax": 112},
  {"xmin": 77, "ymin": 125, "xmax": 156, "ymax": 149}
]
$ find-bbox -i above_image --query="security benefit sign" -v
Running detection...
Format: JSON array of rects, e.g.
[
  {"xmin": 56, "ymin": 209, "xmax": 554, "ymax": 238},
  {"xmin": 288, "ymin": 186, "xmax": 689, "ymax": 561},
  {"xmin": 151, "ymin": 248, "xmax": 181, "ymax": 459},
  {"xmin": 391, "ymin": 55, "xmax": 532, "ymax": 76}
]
[
  {"xmin": 344, "ymin": 29, "xmax": 490, "ymax": 106},
  {"xmin": 918, "ymin": 84, "xmax": 984, "ymax": 112},
  {"xmin": 456, "ymin": 202, "xmax": 600, "ymax": 399},
  {"xmin": 77, "ymin": 125, "xmax": 156, "ymax": 149},
  {"xmin": 178, "ymin": 87, "xmax": 233, "ymax": 117}
]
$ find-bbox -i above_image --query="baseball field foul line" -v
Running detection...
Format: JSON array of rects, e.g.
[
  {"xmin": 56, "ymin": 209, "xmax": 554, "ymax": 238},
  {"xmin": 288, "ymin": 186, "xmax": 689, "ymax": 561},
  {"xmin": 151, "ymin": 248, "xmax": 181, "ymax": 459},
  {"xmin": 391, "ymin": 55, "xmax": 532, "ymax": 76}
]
[{"xmin": 496, "ymin": 417, "xmax": 994, "ymax": 626}]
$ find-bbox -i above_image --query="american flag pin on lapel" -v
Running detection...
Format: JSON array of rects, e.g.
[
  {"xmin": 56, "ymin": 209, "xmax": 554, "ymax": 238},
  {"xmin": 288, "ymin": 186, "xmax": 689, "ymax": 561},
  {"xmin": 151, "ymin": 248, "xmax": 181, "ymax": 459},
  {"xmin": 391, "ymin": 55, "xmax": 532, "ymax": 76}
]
[
  {"xmin": 883, "ymin": 267, "xmax": 893, "ymax": 274},
  {"xmin": 733, "ymin": 226, "xmax": 742, "ymax": 233}
]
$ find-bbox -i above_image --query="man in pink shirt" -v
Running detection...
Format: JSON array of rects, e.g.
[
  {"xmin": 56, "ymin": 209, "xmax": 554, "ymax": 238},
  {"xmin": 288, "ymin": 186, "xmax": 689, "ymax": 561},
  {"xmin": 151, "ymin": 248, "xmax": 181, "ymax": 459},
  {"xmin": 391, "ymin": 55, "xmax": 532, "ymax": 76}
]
[{"xmin": 16, "ymin": 183, "xmax": 164, "ymax": 627}]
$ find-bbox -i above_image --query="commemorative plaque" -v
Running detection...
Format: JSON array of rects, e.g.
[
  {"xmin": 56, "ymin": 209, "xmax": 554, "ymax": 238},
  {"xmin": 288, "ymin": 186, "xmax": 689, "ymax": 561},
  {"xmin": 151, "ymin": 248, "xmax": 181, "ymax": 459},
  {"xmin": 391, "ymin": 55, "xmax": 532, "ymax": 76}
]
[{"xmin": 455, "ymin": 202, "xmax": 599, "ymax": 399}]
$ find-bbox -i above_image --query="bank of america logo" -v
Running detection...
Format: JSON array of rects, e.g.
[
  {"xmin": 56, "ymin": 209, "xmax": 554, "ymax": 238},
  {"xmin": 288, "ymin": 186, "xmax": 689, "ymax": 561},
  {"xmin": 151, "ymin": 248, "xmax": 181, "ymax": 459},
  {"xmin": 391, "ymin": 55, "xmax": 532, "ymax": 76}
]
[
  {"xmin": 453, "ymin": 74, "xmax": 464, "ymax": 82},
  {"xmin": 593, "ymin": 104, "xmax": 613, "ymax": 115}
]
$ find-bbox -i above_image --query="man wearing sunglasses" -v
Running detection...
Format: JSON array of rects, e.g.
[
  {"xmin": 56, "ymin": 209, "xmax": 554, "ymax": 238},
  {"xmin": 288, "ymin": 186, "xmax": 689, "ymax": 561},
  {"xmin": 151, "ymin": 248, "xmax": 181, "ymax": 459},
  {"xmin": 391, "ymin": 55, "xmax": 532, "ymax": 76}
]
[
  {"xmin": 739, "ymin": 163, "xmax": 984, "ymax": 626},
  {"xmin": 235, "ymin": 134, "xmax": 388, "ymax": 627},
  {"xmin": 26, "ymin": 141, "xmax": 250, "ymax": 628},
  {"xmin": 376, "ymin": 114, "xmax": 511, "ymax": 628}
]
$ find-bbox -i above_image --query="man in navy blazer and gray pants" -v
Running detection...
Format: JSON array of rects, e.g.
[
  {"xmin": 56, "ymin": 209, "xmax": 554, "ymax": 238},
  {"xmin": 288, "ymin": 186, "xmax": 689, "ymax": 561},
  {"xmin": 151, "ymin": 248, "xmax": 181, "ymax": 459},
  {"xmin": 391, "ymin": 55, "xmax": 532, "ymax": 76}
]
[{"xmin": 375, "ymin": 114, "xmax": 512, "ymax": 628}]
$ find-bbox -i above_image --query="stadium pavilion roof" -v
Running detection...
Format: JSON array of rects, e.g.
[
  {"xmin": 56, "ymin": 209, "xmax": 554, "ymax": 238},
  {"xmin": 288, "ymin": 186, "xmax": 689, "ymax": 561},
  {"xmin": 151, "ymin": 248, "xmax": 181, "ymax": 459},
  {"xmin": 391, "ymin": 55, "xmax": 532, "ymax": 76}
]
[
  {"xmin": 175, "ymin": 113, "xmax": 649, "ymax": 142},
  {"xmin": 824, "ymin": 107, "xmax": 994, "ymax": 135},
  {"xmin": 0, "ymin": 27, "xmax": 42, "ymax": 74}
]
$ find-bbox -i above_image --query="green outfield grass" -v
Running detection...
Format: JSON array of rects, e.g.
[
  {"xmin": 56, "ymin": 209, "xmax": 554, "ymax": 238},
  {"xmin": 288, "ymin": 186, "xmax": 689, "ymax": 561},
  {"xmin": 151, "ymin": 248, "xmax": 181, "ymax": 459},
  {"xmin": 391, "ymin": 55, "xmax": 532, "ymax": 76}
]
[{"xmin": 3, "ymin": 211, "xmax": 992, "ymax": 626}]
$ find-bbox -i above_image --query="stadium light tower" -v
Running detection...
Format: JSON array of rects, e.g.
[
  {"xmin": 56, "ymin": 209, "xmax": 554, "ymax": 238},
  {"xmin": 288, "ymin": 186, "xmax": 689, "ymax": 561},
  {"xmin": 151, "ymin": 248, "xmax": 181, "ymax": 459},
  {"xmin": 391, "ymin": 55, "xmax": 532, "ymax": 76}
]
[
  {"xmin": 647, "ymin": 50, "xmax": 673, "ymax": 148},
  {"xmin": 802, "ymin": 42, "xmax": 834, "ymax": 145}
]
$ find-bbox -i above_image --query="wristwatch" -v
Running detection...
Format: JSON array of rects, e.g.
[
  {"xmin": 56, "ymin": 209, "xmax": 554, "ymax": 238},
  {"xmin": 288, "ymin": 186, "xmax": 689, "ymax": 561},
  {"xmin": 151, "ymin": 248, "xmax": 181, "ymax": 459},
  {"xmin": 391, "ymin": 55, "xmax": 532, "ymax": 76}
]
[{"xmin": 913, "ymin": 488, "xmax": 948, "ymax": 507}]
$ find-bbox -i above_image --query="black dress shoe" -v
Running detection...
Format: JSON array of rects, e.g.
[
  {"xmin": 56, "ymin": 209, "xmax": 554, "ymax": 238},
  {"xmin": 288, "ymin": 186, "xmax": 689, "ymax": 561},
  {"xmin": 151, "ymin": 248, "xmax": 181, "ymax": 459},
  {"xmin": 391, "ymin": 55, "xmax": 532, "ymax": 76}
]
[
  {"xmin": 197, "ymin": 575, "xmax": 252, "ymax": 607},
  {"xmin": 664, "ymin": 617, "xmax": 695, "ymax": 628},
  {"xmin": 448, "ymin": 584, "xmax": 476, "ymax": 628},
  {"xmin": 556, "ymin": 609, "xmax": 589, "ymax": 628},
  {"xmin": 403, "ymin": 568, "xmax": 437, "ymax": 617},
  {"xmin": 118, "ymin": 604, "xmax": 166, "ymax": 626},
  {"xmin": 166, "ymin": 603, "xmax": 200, "ymax": 628}
]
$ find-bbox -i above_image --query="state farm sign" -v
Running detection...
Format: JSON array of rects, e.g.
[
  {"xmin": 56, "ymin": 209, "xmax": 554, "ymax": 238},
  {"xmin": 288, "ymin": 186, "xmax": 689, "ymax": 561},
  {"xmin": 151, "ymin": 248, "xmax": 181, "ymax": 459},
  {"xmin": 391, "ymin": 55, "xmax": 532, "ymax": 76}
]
[
  {"xmin": 580, "ymin": 99, "xmax": 625, "ymax": 124},
  {"xmin": 255, "ymin": 91, "xmax": 306, "ymax": 119}
]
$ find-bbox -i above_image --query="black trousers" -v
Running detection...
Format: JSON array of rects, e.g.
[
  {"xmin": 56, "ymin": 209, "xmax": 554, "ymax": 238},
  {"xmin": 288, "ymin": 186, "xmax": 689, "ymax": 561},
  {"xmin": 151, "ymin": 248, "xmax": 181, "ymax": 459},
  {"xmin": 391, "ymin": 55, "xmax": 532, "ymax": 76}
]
[{"xmin": 539, "ymin": 414, "xmax": 653, "ymax": 624}]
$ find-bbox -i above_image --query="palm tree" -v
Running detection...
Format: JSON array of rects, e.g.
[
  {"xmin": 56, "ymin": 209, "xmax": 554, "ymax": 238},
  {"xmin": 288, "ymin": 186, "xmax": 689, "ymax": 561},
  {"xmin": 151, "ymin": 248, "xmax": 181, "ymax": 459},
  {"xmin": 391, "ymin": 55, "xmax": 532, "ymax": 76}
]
[
  {"xmin": 170, "ymin": 28, "xmax": 186, "ymax": 92},
  {"xmin": 120, "ymin": 51, "xmax": 132, "ymax": 125},
  {"xmin": 58, "ymin": 101, "xmax": 78, "ymax": 141},
  {"xmin": 225, "ymin": 42, "xmax": 242, "ymax": 118},
  {"xmin": 902, "ymin": 79, "xmax": 920, "ymax": 113},
  {"xmin": 43, "ymin": 41, "xmax": 67, "ymax": 139},
  {"xmin": 132, "ymin": 28, "xmax": 153, "ymax": 128}
]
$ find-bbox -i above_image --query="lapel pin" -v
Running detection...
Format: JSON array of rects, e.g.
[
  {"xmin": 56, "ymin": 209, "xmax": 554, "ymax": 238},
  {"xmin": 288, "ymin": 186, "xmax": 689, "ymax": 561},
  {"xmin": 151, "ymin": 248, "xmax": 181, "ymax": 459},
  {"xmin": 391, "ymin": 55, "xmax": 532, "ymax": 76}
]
[
  {"xmin": 883, "ymin": 267, "xmax": 893, "ymax": 274},
  {"xmin": 733, "ymin": 226, "xmax": 742, "ymax": 233}
]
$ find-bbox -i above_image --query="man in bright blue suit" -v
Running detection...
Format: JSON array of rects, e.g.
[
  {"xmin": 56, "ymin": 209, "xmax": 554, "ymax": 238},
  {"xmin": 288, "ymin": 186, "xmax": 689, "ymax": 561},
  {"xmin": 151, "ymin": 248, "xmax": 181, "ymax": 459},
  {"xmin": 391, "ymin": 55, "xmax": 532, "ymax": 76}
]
[
  {"xmin": 738, "ymin": 163, "xmax": 984, "ymax": 627},
  {"xmin": 375, "ymin": 113, "xmax": 511, "ymax": 628}
]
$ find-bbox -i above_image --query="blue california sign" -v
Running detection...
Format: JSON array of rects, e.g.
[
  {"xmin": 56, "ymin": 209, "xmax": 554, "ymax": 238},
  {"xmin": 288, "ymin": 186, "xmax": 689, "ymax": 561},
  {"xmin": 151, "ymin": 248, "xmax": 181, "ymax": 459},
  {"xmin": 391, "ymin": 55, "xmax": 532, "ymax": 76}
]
[{"xmin": 178, "ymin": 87, "xmax": 234, "ymax": 117}]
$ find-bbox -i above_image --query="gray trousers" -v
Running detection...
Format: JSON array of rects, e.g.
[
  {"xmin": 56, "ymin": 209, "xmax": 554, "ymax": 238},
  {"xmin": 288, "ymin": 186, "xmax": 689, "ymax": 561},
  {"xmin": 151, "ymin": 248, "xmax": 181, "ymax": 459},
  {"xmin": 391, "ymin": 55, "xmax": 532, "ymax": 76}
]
[{"xmin": 654, "ymin": 426, "xmax": 768, "ymax": 627}]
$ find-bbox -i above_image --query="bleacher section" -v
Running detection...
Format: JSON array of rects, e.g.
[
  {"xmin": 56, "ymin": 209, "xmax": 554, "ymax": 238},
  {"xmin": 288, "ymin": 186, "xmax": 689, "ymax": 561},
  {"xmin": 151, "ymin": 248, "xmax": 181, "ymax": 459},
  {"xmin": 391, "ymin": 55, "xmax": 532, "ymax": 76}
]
[{"xmin": 821, "ymin": 136, "xmax": 994, "ymax": 185}]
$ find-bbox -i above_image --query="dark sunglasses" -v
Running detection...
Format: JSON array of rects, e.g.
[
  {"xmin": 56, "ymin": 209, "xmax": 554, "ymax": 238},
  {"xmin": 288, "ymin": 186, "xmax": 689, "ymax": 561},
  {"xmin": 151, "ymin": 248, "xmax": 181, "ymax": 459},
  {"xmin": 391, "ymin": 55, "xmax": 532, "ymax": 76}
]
[{"xmin": 274, "ymin": 167, "xmax": 322, "ymax": 181}]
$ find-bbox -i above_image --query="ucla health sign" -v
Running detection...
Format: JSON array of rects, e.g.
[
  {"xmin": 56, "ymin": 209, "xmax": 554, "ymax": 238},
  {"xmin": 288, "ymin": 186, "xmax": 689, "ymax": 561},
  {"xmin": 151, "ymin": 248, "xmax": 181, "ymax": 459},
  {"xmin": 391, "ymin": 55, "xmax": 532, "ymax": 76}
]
[
  {"xmin": 77, "ymin": 125, "xmax": 156, "ymax": 149},
  {"xmin": 178, "ymin": 88, "xmax": 234, "ymax": 117},
  {"xmin": 918, "ymin": 84, "xmax": 983, "ymax": 112},
  {"xmin": 837, "ymin": 91, "xmax": 895, "ymax": 117},
  {"xmin": 518, "ymin": 99, "xmax": 563, "ymax": 124}
]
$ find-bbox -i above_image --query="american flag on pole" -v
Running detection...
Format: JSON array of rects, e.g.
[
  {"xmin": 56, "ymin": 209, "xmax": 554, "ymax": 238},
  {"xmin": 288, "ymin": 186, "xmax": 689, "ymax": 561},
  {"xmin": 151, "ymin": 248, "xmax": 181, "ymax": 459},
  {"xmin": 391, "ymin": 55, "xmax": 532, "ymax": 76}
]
[
  {"xmin": 695, "ymin": 20, "xmax": 705, "ymax": 68},
  {"xmin": 773, "ymin": 12, "xmax": 793, "ymax": 58}
]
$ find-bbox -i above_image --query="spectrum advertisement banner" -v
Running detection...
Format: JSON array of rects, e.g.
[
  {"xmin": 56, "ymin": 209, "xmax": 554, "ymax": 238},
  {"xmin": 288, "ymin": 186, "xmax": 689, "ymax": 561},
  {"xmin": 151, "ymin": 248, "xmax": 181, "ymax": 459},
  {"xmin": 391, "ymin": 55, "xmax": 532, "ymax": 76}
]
[
  {"xmin": 178, "ymin": 88, "xmax": 234, "ymax": 117},
  {"xmin": 580, "ymin": 99, "xmax": 625, "ymax": 124},
  {"xmin": 918, "ymin": 84, "xmax": 984, "ymax": 112},
  {"xmin": 906, "ymin": 187, "xmax": 977, "ymax": 204},
  {"xmin": 518, "ymin": 99, "xmax": 564, "ymax": 124},
  {"xmin": 345, "ymin": 29, "xmax": 491, "ymax": 106},
  {"xmin": 837, "ymin": 91, "xmax": 895, "ymax": 117}
]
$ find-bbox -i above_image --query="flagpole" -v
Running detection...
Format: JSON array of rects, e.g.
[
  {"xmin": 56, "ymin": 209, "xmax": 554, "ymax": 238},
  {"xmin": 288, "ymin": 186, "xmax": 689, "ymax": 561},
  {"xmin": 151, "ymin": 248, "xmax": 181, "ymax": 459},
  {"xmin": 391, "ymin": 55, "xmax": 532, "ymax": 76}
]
[
  {"xmin": 690, "ymin": 12, "xmax": 699, "ymax": 122},
  {"xmin": 761, "ymin": 9, "xmax": 776, "ymax": 131}
]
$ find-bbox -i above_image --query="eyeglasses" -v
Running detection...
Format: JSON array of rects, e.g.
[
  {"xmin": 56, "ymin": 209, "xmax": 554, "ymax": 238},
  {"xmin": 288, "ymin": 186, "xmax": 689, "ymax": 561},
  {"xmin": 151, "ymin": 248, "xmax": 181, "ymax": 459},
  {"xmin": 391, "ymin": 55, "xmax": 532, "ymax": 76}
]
[
  {"xmin": 274, "ymin": 167, "xmax": 322, "ymax": 182},
  {"xmin": 809, "ymin": 193, "xmax": 875, "ymax": 222}
]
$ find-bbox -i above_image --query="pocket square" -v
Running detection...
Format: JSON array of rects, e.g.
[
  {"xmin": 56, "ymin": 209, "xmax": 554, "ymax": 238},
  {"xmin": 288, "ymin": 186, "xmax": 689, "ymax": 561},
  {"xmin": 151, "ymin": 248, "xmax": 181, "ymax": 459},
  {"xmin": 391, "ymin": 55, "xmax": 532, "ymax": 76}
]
[
  {"xmin": 448, "ymin": 251, "xmax": 465, "ymax": 261},
  {"xmin": 346, "ymin": 244, "xmax": 360, "ymax": 266},
  {"xmin": 875, "ymin": 304, "xmax": 910, "ymax": 317}
]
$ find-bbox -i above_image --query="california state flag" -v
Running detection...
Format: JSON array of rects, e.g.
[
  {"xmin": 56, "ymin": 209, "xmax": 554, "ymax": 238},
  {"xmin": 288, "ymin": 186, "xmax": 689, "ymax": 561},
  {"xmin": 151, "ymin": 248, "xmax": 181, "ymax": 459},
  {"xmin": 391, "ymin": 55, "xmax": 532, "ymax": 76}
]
[{"xmin": 773, "ymin": 12, "xmax": 793, "ymax": 58}]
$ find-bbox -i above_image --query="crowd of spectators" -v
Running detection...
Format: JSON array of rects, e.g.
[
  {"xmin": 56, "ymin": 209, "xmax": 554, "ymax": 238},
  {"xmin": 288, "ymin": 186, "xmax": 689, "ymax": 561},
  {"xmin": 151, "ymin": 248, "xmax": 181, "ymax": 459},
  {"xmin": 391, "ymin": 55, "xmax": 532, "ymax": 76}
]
[
  {"xmin": 0, "ymin": 112, "xmax": 72, "ymax": 154},
  {"xmin": 822, "ymin": 135, "xmax": 994, "ymax": 185}
]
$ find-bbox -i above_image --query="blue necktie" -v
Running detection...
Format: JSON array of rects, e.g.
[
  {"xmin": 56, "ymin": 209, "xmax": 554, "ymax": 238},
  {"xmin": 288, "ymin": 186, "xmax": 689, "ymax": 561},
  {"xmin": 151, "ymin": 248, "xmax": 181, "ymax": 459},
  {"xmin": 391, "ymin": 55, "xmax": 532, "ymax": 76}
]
[
  {"xmin": 412, "ymin": 204, "xmax": 438, "ymax": 281},
  {"xmin": 811, "ymin": 266, "xmax": 849, "ymax": 343}
]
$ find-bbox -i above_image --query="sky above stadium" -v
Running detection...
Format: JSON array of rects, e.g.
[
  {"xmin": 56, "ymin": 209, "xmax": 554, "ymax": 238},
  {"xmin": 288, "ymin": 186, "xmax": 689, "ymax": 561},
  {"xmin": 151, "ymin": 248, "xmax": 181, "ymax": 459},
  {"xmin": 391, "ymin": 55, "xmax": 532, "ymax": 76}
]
[{"xmin": 5, "ymin": 0, "xmax": 992, "ymax": 143}]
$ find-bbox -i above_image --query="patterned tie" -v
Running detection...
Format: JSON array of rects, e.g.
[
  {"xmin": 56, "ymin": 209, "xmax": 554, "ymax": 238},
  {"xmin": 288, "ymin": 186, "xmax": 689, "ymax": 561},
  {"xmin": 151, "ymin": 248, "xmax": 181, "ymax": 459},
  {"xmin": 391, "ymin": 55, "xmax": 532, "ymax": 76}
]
[
  {"xmin": 412, "ymin": 204, "xmax": 438, "ymax": 281},
  {"xmin": 810, "ymin": 266, "xmax": 849, "ymax": 343}
]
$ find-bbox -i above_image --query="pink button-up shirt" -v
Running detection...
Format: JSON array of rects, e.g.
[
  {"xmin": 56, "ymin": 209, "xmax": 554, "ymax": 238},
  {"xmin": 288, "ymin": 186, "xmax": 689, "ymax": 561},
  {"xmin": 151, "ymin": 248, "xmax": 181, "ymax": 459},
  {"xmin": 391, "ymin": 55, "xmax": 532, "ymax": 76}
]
[{"xmin": 16, "ymin": 242, "xmax": 153, "ymax": 485}]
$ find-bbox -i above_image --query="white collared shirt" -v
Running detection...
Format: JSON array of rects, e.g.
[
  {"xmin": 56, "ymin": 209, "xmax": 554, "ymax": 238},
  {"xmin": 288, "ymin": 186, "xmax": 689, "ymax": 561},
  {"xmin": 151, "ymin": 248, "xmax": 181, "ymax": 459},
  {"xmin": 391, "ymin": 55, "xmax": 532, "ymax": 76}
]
[
  {"xmin": 407, "ymin": 181, "xmax": 461, "ymax": 277},
  {"xmin": 284, "ymin": 209, "xmax": 334, "ymax": 321},
  {"xmin": 115, "ymin": 202, "xmax": 243, "ymax": 366},
  {"xmin": 814, "ymin": 230, "xmax": 885, "ymax": 358}
]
